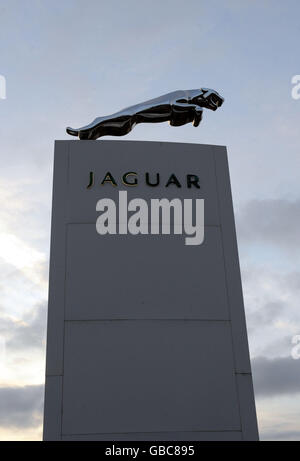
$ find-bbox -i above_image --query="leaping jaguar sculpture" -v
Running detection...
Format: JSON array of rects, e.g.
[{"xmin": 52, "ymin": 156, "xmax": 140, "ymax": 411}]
[{"xmin": 66, "ymin": 88, "xmax": 224, "ymax": 140}]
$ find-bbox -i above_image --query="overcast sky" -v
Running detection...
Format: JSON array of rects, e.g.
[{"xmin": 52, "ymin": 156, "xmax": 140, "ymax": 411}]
[{"xmin": 0, "ymin": 0, "xmax": 300, "ymax": 440}]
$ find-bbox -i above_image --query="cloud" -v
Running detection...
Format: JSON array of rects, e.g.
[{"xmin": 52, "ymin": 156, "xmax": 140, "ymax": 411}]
[
  {"xmin": 0, "ymin": 301, "xmax": 47, "ymax": 352},
  {"xmin": 252, "ymin": 356, "xmax": 300, "ymax": 398},
  {"xmin": 261, "ymin": 429, "xmax": 300, "ymax": 441},
  {"xmin": 0, "ymin": 384, "xmax": 43, "ymax": 428},
  {"xmin": 0, "ymin": 297, "xmax": 47, "ymax": 386},
  {"xmin": 240, "ymin": 263, "xmax": 300, "ymax": 359},
  {"xmin": 236, "ymin": 199, "xmax": 300, "ymax": 253},
  {"xmin": 244, "ymin": 268, "xmax": 300, "ymax": 333},
  {"xmin": 247, "ymin": 301, "xmax": 283, "ymax": 330},
  {"xmin": 0, "ymin": 259, "xmax": 48, "ymax": 320},
  {"xmin": 0, "ymin": 178, "xmax": 51, "ymax": 255}
]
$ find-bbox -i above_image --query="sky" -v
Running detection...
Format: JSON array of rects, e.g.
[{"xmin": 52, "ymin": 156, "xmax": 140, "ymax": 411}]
[{"xmin": 0, "ymin": 0, "xmax": 300, "ymax": 440}]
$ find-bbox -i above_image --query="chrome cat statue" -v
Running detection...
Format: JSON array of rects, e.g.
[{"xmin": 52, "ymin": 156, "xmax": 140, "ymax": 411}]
[{"xmin": 66, "ymin": 88, "xmax": 224, "ymax": 140}]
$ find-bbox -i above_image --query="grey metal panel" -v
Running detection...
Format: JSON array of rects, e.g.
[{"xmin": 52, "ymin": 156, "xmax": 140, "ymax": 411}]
[
  {"xmin": 213, "ymin": 146, "xmax": 258, "ymax": 440},
  {"xmin": 45, "ymin": 141, "xmax": 69, "ymax": 376},
  {"xmin": 62, "ymin": 320, "xmax": 240, "ymax": 435},
  {"xmin": 62, "ymin": 431, "xmax": 242, "ymax": 441},
  {"xmin": 66, "ymin": 140, "xmax": 220, "ymax": 226},
  {"xmin": 65, "ymin": 224, "xmax": 229, "ymax": 320},
  {"xmin": 43, "ymin": 140, "xmax": 258, "ymax": 441},
  {"xmin": 213, "ymin": 146, "xmax": 252, "ymax": 373},
  {"xmin": 43, "ymin": 376, "xmax": 63, "ymax": 441},
  {"xmin": 236, "ymin": 374, "xmax": 259, "ymax": 441}
]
